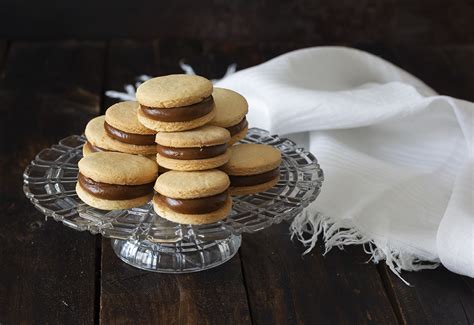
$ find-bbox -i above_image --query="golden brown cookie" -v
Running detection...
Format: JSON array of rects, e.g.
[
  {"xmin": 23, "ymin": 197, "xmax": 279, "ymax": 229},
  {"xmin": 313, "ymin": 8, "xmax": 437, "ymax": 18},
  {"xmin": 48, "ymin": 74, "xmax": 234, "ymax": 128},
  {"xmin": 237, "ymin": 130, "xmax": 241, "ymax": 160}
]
[
  {"xmin": 76, "ymin": 152, "xmax": 158, "ymax": 210},
  {"xmin": 105, "ymin": 101, "xmax": 155, "ymax": 134},
  {"xmin": 155, "ymin": 125, "xmax": 231, "ymax": 171},
  {"xmin": 153, "ymin": 170, "xmax": 231, "ymax": 224},
  {"xmin": 136, "ymin": 75, "xmax": 216, "ymax": 132},
  {"xmin": 103, "ymin": 101, "xmax": 157, "ymax": 155},
  {"xmin": 209, "ymin": 88, "xmax": 249, "ymax": 144},
  {"xmin": 83, "ymin": 116, "xmax": 117, "ymax": 155},
  {"xmin": 136, "ymin": 74, "xmax": 213, "ymax": 108},
  {"xmin": 221, "ymin": 144, "xmax": 281, "ymax": 195},
  {"xmin": 79, "ymin": 152, "xmax": 158, "ymax": 185}
]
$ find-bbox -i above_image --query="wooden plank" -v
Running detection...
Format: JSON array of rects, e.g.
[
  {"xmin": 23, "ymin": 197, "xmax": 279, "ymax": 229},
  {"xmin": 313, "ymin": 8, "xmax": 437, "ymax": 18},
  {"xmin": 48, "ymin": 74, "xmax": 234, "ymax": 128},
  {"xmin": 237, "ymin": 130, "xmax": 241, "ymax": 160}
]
[
  {"xmin": 99, "ymin": 40, "xmax": 251, "ymax": 324},
  {"xmin": 1, "ymin": 0, "xmax": 474, "ymax": 45},
  {"xmin": 0, "ymin": 41, "xmax": 105, "ymax": 324},
  {"xmin": 101, "ymin": 243, "xmax": 251, "ymax": 324},
  {"xmin": 380, "ymin": 266, "xmax": 474, "ymax": 324},
  {"xmin": 240, "ymin": 222, "xmax": 399, "ymax": 324}
]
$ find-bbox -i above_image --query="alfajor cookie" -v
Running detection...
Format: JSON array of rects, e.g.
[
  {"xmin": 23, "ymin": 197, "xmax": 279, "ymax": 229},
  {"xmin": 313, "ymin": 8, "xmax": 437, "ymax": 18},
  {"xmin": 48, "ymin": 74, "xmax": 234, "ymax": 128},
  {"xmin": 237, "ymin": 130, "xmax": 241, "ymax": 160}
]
[
  {"xmin": 153, "ymin": 170, "xmax": 232, "ymax": 224},
  {"xmin": 83, "ymin": 116, "xmax": 116, "ymax": 156},
  {"xmin": 221, "ymin": 144, "xmax": 281, "ymax": 195},
  {"xmin": 103, "ymin": 101, "xmax": 157, "ymax": 155},
  {"xmin": 76, "ymin": 152, "xmax": 158, "ymax": 210},
  {"xmin": 209, "ymin": 88, "xmax": 249, "ymax": 145},
  {"xmin": 155, "ymin": 125, "xmax": 231, "ymax": 171},
  {"xmin": 136, "ymin": 74, "xmax": 215, "ymax": 132}
]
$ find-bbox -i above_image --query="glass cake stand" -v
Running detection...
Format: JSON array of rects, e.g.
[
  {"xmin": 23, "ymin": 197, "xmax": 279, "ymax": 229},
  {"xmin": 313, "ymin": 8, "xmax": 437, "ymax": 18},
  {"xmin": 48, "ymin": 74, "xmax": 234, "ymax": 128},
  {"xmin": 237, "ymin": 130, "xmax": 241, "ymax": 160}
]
[{"xmin": 23, "ymin": 128, "xmax": 324, "ymax": 273}]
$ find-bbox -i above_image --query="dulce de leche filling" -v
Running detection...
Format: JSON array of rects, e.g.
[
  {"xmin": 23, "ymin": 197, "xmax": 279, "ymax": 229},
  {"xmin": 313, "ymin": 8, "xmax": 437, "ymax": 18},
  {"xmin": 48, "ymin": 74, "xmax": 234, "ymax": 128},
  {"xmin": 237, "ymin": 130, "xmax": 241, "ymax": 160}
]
[
  {"xmin": 140, "ymin": 96, "xmax": 214, "ymax": 122},
  {"xmin": 84, "ymin": 141, "xmax": 109, "ymax": 153},
  {"xmin": 104, "ymin": 122, "xmax": 155, "ymax": 145},
  {"xmin": 156, "ymin": 143, "xmax": 227, "ymax": 160},
  {"xmin": 229, "ymin": 168, "xmax": 280, "ymax": 187},
  {"xmin": 154, "ymin": 191, "xmax": 228, "ymax": 214},
  {"xmin": 78, "ymin": 173, "xmax": 154, "ymax": 200},
  {"xmin": 227, "ymin": 117, "xmax": 248, "ymax": 136}
]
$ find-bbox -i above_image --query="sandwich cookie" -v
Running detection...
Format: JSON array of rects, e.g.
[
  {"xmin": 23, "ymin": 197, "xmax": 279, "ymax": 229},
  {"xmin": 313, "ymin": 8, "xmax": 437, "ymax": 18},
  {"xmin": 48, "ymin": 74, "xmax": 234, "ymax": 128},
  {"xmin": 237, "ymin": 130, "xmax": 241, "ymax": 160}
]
[
  {"xmin": 83, "ymin": 116, "xmax": 117, "ymax": 156},
  {"xmin": 155, "ymin": 125, "xmax": 231, "ymax": 171},
  {"xmin": 76, "ymin": 152, "xmax": 158, "ymax": 210},
  {"xmin": 221, "ymin": 144, "xmax": 281, "ymax": 195},
  {"xmin": 209, "ymin": 88, "xmax": 249, "ymax": 145},
  {"xmin": 136, "ymin": 74, "xmax": 215, "ymax": 132},
  {"xmin": 104, "ymin": 101, "xmax": 157, "ymax": 155},
  {"xmin": 153, "ymin": 170, "xmax": 232, "ymax": 224}
]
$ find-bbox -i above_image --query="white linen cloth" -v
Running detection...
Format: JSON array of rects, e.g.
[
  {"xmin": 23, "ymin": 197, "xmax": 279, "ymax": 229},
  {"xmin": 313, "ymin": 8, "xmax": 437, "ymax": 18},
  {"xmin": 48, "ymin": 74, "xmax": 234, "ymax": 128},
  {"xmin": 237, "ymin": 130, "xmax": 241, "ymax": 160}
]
[{"xmin": 216, "ymin": 47, "xmax": 473, "ymax": 280}]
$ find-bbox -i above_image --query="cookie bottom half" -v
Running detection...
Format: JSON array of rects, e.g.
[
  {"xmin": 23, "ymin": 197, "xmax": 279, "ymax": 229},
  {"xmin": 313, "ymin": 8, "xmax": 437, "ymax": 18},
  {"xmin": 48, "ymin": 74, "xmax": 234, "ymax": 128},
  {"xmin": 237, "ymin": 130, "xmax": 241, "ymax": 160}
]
[
  {"xmin": 138, "ymin": 107, "xmax": 215, "ymax": 132},
  {"xmin": 229, "ymin": 176, "xmax": 279, "ymax": 196},
  {"xmin": 156, "ymin": 149, "xmax": 231, "ymax": 171},
  {"xmin": 76, "ymin": 183, "xmax": 152, "ymax": 210},
  {"xmin": 153, "ymin": 194, "xmax": 232, "ymax": 225}
]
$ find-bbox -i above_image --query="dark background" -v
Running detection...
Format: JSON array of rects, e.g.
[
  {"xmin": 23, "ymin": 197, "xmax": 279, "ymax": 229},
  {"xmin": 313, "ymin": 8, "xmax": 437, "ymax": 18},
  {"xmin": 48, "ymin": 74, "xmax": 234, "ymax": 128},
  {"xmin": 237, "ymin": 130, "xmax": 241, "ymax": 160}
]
[
  {"xmin": 1, "ymin": 0, "xmax": 473, "ymax": 44},
  {"xmin": 1, "ymin": 1, "xmax": 473, "ymax": 324}
]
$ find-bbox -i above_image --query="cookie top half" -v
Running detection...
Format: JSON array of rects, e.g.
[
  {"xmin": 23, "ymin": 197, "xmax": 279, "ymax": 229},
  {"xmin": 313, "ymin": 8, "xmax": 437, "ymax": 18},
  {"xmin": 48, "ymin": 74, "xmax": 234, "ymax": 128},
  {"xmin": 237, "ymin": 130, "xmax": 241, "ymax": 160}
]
[
  {"xmin": 221, "ymin": 144, "xmax": 281, "ymax": 176},
  {"xmin": 84, "ymin": 116, "xmax": 116, "ymax": 150},
  {"xmin": 155, "ymin": 125, "xmax": 230, "ymax": 148},
  {"xmin": 209, "ymin": 88, "xmax": 248, "ymax": 127},
  {"xmin": 154, "ymin": 170, "xmax": 230, "ymax": 199},
  {"xmin": 105, "ymin": 101, "xmax": 155, "ymax": 134},
  {"xmin": 78, "ymin": 152, "xmax": 158, "ymax": 185},
  {"xmin": 136, "ymin": 74, "xmax": 213, "ymax": 108}
]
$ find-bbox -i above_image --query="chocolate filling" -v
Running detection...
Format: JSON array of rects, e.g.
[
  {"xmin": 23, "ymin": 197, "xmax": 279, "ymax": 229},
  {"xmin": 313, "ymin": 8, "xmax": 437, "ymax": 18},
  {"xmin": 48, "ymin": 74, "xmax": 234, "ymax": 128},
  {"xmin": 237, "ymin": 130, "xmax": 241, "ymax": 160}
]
[
  {"xmin": 84, "ymin": 141, "xmax": 109, "ymax": 153},
  {"xmin": 229, "ymin": 168, "xmax": 280, "ymax": 187},
  {"xmin": 156, "ymin": 143, "xmax": 227, "ymax": 160},
  {"xmin": 154, "ymin": 191, "xmax": 228, "ymax": 214},
  {"xmin": 140, "ymin": 96, "xmax": 214, "ymax": 122},
  {"xmin": 78, "ymin": 173, "xmax": 154, "ymax": 200},
  {"xmin": 226, "ymin": 117, "xmax": 248, "ymax": 136},
  {"xmin": 104, "ymin": 122, "xmax": 155, "ymax": 145}
]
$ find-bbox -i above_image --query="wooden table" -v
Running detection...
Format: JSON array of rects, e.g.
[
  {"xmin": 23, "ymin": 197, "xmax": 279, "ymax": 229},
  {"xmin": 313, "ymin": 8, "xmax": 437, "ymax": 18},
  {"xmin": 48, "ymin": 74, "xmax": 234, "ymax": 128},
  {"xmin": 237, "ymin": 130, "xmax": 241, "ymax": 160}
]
[{"xmin": 0, "ymin": 40, "xmax": 473, "ymax": 324}]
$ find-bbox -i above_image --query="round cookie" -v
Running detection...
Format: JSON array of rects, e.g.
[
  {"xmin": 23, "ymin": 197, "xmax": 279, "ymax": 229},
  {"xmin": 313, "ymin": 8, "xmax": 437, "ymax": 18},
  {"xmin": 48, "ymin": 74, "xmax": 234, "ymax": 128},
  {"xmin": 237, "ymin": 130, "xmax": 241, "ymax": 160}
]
[
  {"xmin": 79, "ymin": 152, "xmax": 158, "ymax": 185},
  {"xmin": 83, "ymin": 116, "xmax": 117, "ymax": 156},
  {"xmin": 106, "ymin": 101, "xmax": 155, "ymax": 134},
  {"xmin": 77, "ymin": 152, "xmax": 158, "ymax": 210},
  {"xmin": 155, "ymin": 170, "xmax": 230, "ymax": 199},
  {"xmin": 221, "ymin": 144, "xmax": 282, "ymax": 195},
  {"xmin": 76, "ymin": 184, "xmax": 152, "ymax": 210},
  {"xmin": 155, "ymin": 125, "xmax": 231, "ymax": 171},
  {"xmin": 136, "ymin": 74, "xmax": 213, "ymax": 108},
  {"xmin": 136, "ymin": 74, "xmax": 216, "ymax": 132},
  {"xmin": 103, "ymin": 101, "xmax": 157, "ymax": 155},
  {"xmin": 153, "ymin": 170, "xmax": 232, "ymax": 224},
  {"xmin": 209, "ymin": 88, "xmax": 249, "ymax": 144}
]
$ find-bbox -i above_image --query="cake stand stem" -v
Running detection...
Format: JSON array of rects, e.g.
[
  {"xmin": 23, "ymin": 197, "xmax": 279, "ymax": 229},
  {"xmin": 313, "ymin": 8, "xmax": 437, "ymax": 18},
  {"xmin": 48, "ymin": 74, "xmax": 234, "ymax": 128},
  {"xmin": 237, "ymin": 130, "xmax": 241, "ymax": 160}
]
[{"xmin": 111, "ymin": 234, "xmax": 241, "ymax": 273}]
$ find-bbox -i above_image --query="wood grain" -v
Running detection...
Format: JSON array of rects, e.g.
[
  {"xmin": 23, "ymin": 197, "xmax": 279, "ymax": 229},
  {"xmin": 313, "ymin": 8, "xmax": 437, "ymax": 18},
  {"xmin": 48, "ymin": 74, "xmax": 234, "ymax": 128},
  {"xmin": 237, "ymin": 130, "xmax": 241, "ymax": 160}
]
[
  {"xmin": 380, "ymin": 266, "xmax": 474, "ymax": 324},
  {"xmin": 99, "ymin": 40, "xmax": 251, "ymax": 325},
  {"xmin": 1, "ymin": 0, "xmax": 473, "ymax": 45},
  {"xmin": 0, "ymin": 41, "xmax": 105, "ymax": 324},
  {"xmin": 240, "ymin": 222, "xmax": 398, "ymax": 324}
]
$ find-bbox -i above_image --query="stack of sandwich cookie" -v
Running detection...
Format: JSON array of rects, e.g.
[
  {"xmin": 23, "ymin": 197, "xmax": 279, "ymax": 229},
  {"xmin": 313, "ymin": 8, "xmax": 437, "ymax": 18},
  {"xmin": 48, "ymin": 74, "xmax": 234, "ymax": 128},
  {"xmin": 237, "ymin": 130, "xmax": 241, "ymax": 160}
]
[
  {"xmin": 104, "ymin": 101, "xmax": 157, "ymax": 156},
  {"xmin": 209, "ymin": 88, "xmax": 249, "ymax": 145},
  {"xmin": 136, "ymin": 75, "xmax": 215, "ymax": 132},
  {"xmin": 153, "ymin": 170, "xmax": 232, "ymax": 224},
  {"xmin": 221, "ymin": 144, "xmax": 282, "ymax": 195},
  {"xmin": 76, "ymin": 152, "xmax": 158, "ymax": 210},
  {"xmin": 155, "ymin": 125, "xmax": 231, "ymax": 171},
  {"xmin": 83, "ymin": 116, "xmax": 116, "ymax": 156}
]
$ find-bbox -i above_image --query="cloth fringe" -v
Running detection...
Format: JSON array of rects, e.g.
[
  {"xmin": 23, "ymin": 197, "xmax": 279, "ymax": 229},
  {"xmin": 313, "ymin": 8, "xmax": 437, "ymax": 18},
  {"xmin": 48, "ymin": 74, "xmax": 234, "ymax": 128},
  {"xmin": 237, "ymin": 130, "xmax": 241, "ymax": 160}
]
[{"xmin": 290, "ymin": 210, "xmax": 440, "ymax": 285}]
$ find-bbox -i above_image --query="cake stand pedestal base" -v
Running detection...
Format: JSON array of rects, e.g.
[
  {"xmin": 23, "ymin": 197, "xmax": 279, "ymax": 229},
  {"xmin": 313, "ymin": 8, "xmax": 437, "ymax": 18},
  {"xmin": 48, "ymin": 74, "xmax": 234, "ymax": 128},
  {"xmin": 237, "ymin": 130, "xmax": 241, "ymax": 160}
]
[{"xmin": 111, "ymin": 234, "xmax": 241, "ymax": 273}]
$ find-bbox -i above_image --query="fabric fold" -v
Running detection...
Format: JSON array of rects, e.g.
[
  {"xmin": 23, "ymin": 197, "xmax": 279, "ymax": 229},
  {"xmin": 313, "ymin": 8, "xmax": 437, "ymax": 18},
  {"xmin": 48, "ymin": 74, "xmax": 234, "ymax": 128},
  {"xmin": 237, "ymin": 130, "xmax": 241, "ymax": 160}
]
[{"xmin": 216, "ymin": 46, "xmax": 474, "ymax": 278}]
